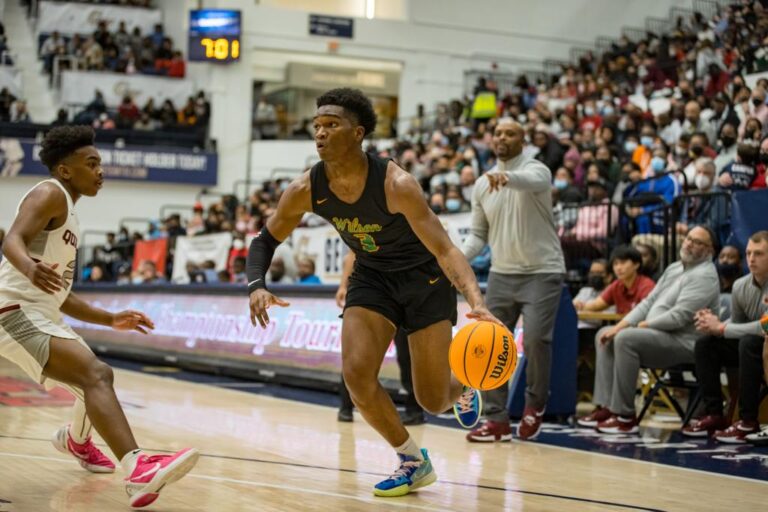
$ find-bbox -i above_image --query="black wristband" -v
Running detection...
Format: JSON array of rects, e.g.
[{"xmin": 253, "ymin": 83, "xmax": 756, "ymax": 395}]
[{"xmin": 246, "ymin": 227, "xmax": 281, "ymax": 294}]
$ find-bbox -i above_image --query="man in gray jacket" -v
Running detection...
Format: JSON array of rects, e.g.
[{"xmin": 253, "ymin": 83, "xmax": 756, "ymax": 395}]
[
  {"xmin": 592, "ymin": 225, "xmax": 720, "ymax": 434},
  {"xmin": 462, "ymin": 119, "xmax": 566, "ymax": 442},
  {"xmin": 682, "ymin": 230, "xmax": 768, "ymax": 443}
]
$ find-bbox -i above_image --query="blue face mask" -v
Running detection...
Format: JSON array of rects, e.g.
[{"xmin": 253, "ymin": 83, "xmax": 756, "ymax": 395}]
[
  {"xmin": 554, "ymin": 178, "xmax": 569, "ymax": 190},
  {"xmin": 602, "ymin": 106, "xmax": 615, "ymax": 116},
  {"xmin": 624, "ymin": 140, "xmax": 638, "ymax": 153},
  {"xmin": 650, "ymin": 156, "xmax": 666, "ymax": 173},
  {"xmin": 445, "ymin": 198, "xmax": 462, "ymax": 212},
  {"xmin": 641, "ymin": 136, "xmax": 654, "ymax": 148}
]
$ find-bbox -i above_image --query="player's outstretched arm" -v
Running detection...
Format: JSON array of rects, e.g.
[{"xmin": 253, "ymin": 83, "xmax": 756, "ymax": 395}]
[
  {"xmin": 247, "ymin": 173, "xmax": 312, "ymax": 328},
  {"xmin": 387, "ymin": 164, "xmax": 499, "ymax": 324},
  {"xmin": 60, "ymin": 292, "xmax": 155, "ymax": 334},
  {"xmin": 4, "ymin": 184, "xmax": 67, "ymax": 294}
]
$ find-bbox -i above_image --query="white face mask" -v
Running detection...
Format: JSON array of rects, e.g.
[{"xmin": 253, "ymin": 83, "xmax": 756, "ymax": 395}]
[
  {"xmin": 461, "ymin": 185, "xmax": 473, "ymax": 202},
  {"xmin": 694, "ymin": 174, "xmax": 712, "ymax": 190},
  {"xmin": 233, "ymin": 239, "xmax": 245, "ymax": 250}
]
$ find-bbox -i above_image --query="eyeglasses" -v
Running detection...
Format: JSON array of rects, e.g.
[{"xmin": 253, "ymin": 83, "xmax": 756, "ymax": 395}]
[{"xmin": 684, "ymin": 235, "xmax": 711, "ymax": 248}]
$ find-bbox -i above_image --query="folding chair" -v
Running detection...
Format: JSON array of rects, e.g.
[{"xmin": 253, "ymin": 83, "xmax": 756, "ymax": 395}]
[{"xmin": 637, "ymin": 364, "xmax": 700, "ymax": 424}]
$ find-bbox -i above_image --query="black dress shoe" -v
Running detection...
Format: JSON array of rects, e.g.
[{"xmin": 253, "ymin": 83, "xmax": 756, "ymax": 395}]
[
  {"xmin": 337, "ymin": 408, "xmax": 354, "ymax": 422},
  {"xmin": 400, "ymin": 409, "xmax": 427, "ymax": 426}
]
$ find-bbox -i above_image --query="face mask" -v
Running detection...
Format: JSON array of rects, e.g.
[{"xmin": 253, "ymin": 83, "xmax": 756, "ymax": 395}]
[
  {"xmin": 602, "ymin": 106, "xmax": 615, "ymax": 116},
  {"xmin": 675, "ymin": 146, "xmax": 688, "ymax": 157},
  {"xmin": 430, "ymin": 204, "xmax": 443, "ymax": 214},
  {"xmin": 588, "ymin": 274, "xmax": 606, "ymax": 291},
  {"xmin": 721, "ymin": 135, "xmax": 736, "ymax": 148},
  {"xmin": 584, "ymin": 106, "xmax": 595, "ymax": 116},
  {"xmin": 694, "ymin": 174, "xmax": 712, "ymax": 190},
  {"xmin": 760, "ymin": 153, "xmax": 768, "ymax": 165},
  {"xmin": 461, "ymin": 185, "xmax": 473, "ymax": 202},
  {"xmin": 690, "ymin": 145, "xmax": 704, "ymax": 157},
  {"xmin": 233, "ymin": 239, "xmax": 245, "ymax": 250},
  {"xmin": 650, "ymin": 156, "xmax": 666, "ymax": 173},
  {"xmin": 624, "ymin": 140, "xmax": 638, "ymax": 153},
  {"xmin": 753, "ymin": 98, "xmax": 764, "ymax": 107},
  {"xmin": 446, "ymin": 198, "xmax": 462, "ymax": 212},
  {"xmin": 554, "ymin": 178, "xmax": 569, "ymax": 190},
  {"xmin": 641, "ymin": 136, "xmax": 654, "ymax": 147},
  {"xmin": 716, "ymin": 262, "xmax": 742, "ymax": 280}
]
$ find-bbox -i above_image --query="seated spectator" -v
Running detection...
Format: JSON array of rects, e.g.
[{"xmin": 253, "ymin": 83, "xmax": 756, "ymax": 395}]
[
  {"xmin": 40, "ymin": 31, "xmax": 65, "ymax": 74},
  {"xmin": 133, "ymin": 260, "xmax": 164, "ymax": 284},
  {"xmin": 678, "ymin": 157, "xmax": 731, "ymax": 243},
  {"xmin": 296, "ymin": 255, "xmax": 321, "ymax": 284},
  {"xmin": 568, "ymin": 178, "xmax": 618, "ymax": 242},
  {"xmin": 92, "ymin": 112, "xmax": 115, "ymax": 130},
  {"xmin": 117, "ymin": 95, "xmax": 140, "ymax": 128},
  {"xmin": 445, "ymin": 186, "xmax": 469, "ymax": 213},
  {"xmin": 167, "ymin": 51, "xmax": 185, "ymax": 78},
  {"xmin": 200, "ymin": 260, "xmax": 219, "ymax": 283},
  {"xmin": 682, "ymin": 231, "xmax": 768, "ymax": 443},
  {"xmin": 177, "ymin": 97, "xmax": 197, "ymax": 126},
  {"xmin": 266, "ymin": 256, "xmax": 293, "ymax": 284},
  {"xmin": 714, "ymin": 122, "xmax": 738, "ymax": 174},
  {"xmin": 577, "ymin": 225, "xmax": 720, "ymax": 433},
  {"xmin": 634, "ymin": 242, "xmax": 660, "ymax": 281},
  {"xmin": 133, "ymin": 112, "xmax": 155, "ymax": 131},
  {"xmin": 85, "ymin": 264, "xmax": 106, "ymax": 283},
  {"xmin": 572, "ymin": 258, "xmax": 613, "ymax": 330},
  {"xmin": 719, "ymin": 141, "xmax": 759, "ymax": 190},
  {"xmin": 716, "ymin": 244, "xmax": 744, "ymax": 320},
  {"xmin": 553, "ymin": 167, "xmax": 583, "ymax": 204},
  {"xmin": 574, "ymin": 245, "xmax": 655, "ymax": 317},
  {"xmin": 231, "ymin": 256, "xmax": 247, "ymax": 284},
  {"xmin": 51, "ymin": 108, "xmax": 69, "ymax": 127},
  {"xmin": 0, "ymin": 88, "xmax": 16, "ymax": 122}
]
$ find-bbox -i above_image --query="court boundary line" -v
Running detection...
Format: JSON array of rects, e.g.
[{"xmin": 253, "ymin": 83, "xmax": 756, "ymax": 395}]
[
  {"xmin": 111, "ymin": 366, "xmax": 768, "ymax": 487},
  {"xmin": 0, "ymin": 437, "xmax": 663, "ymax": 512}
]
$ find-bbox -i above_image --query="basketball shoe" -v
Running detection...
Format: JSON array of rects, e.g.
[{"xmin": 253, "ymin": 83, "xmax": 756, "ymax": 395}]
[
  {"xmin": 453, "ymin": 386, "xmax": 482, "ymax": 429},
  {"xmin": 124, "ymin": 448, "xmax": 200, "ymax": 508},
  {"xmin": 51, "ymin": 425, "xmax": 115, "ymax": 473},
  {"xmin": 373, "ymin": 448, "xmax": 437, "ymax": 497}
]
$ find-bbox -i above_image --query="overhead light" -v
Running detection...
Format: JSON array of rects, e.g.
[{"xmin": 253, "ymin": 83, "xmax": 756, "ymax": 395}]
[{"xmin": 365, "ymin": 0, "xmax": 375, "ymax": 19}]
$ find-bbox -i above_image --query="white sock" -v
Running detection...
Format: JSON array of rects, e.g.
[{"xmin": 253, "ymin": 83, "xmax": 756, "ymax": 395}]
[
  {"xmin": 394, "ymin": 437, "xmax": 423, "ymax": 460},
  {"xmin": 69, "ymin": 400, "xmax": 91, "ymax": 444},
  {"xmin": 120, "ymin": 449, "xmax": 144, "ymax": 475}
]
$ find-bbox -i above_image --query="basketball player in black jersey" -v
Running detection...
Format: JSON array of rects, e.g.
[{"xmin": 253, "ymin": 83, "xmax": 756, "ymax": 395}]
[{"xmin": 246, "ymin": 88, "xmax": 500, "ymax": 497}]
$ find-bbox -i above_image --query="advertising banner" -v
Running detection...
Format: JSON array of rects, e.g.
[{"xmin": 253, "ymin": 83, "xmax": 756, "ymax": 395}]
[
  {"xmin": 0, "ymin": 137, "xmax": 217, "ymax": 185},
  {"xmin": 172, "ymin": 232, "xmax": 233, "ymax": 283}
]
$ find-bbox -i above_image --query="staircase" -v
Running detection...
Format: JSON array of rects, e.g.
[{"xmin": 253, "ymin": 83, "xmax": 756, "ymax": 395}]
[{"xmin": 3, "ymin": 0, "xmax": 58, "ymax": 123}]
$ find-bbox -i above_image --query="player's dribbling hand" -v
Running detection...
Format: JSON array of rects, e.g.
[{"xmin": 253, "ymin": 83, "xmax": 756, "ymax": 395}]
[
  {"xmin": 466, "ymin": 305, "xmax": 504, "ymax": 327},
  {"xmin": 24, "ymin": 261, "xmax": 63, "ymax": 294},
  {"xmin": 249, "ymin": 289, "xmax": 290, "ymax": 328},
  {"xmin": 485, "ymin": 172, "xmax": 509, "ymax": 192},
  {"xmin": 112, "ymin": 310, "xmax": 155, "ymax": 334}
]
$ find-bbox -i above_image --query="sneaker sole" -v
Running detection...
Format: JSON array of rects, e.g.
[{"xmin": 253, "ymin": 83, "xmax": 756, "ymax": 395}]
[
  {"xmin": 597, "ymin": 426, "xmax": 639, "ymax": 435},
  {"xmin": 129, "ymin": 448, "xmax": 200, "ymax": 509},
  {"xmin": 51, "ymin": 427, "xmax": 115, "ymax": 474},
  {"xmin": 517, "ymin": 421, "xmax": 544, "ymax": 441},
  {"xmin": 576, "ymin": 420, "xmax": 599, "ymax": 428},
  {"xmin": 466, "ymin": 433, "xmax": 512, "ymax": 443},
  {"xmin": 373, "ymin": 469, "xmax": 438, "ymax": 497},
  {"xmin": 715, "ymin": 436, "xmax": 748, "ymax": 444},
  {"xmin": 680, "ymin": 429, "xmax": 711, "ymax": 438}
]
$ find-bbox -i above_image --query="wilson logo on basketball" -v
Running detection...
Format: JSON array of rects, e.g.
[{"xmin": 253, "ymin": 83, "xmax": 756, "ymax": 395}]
[{"xmin": 489, "ymin": 335, "xmax": 510, "ymax": 379}]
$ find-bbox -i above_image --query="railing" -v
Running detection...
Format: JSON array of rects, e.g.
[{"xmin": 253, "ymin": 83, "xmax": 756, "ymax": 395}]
[
  {"xmin": 693, "ymin": 0, "xmax": 721, "ymax": 19},
  {"xmin": 621, "ymin": 26, "xmax": 647, "ymax": 42},
  {"xmin": 645, "ymin": 17, "xmax": 672, "ymax": 36},
  {"xmin": 595, "ymin": 36, "xmax": 617, "ymax": 56},
  {"xmin": 669, "ymin": 7, "xmax": 695, "ymax": 27}
]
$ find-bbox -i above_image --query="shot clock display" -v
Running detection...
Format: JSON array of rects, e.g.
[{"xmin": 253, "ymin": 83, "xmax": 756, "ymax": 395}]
[{"xmin": 188, "ymin": 10, "xmax": 241, "ymax": 63}]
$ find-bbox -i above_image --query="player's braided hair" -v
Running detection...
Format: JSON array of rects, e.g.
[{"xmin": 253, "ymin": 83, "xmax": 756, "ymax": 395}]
[
  {"xmin": 38, "ymin": 125, "xmax": 96, "ymax": 173},
  {"xmin": 316, "ymin": 88, "xmax": 377, "ymax": 137}
]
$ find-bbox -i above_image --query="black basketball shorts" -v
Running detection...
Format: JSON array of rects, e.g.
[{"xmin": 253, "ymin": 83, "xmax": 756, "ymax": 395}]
[{"xmin": 343, "ymin": 258, "xmax": 458, "ymax": 334}]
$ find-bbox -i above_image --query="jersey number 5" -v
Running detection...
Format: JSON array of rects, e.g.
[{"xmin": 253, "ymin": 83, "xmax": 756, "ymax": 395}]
[{"xmin": 354, "ymin": 233, "xmax": 380, "ymax": 253}]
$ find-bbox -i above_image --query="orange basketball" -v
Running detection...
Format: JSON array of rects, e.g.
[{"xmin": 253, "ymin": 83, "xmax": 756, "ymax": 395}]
[{"xmin": 449, "ymin": 321, "xmax": 517, "ymax": 391}]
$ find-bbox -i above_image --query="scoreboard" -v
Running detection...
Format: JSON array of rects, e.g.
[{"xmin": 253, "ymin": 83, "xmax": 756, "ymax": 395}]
[{"xmin": 188, "ymin": 10, "xmax": 241, "ymax": 63}]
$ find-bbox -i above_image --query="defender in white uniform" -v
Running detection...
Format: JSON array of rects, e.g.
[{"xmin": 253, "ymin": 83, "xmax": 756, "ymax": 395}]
[{"xmin": 0, "ymin": 126, "xmax": 198, "ymax": 509}]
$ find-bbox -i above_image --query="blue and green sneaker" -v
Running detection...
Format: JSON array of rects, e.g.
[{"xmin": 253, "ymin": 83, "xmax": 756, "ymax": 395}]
[
  {"xmin": 373, "ymin": 448, "xmax": 437, "ymax": 497},
  {"xmin": 453, "ymin": 386, "xmax": 482, "ymax": 429}
]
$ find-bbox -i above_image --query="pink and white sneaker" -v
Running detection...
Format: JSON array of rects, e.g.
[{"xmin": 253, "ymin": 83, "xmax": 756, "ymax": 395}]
[
  {"xmin": 125, "ymin": 448, "xmax": 200, "ymax": 509},
  {"xmin": 52, "ymin": 425, "xmax": 115, "ymax": 473}
]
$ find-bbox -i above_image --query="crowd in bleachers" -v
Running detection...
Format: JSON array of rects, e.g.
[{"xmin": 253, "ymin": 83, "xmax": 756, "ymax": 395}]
[{"xmin": 39, "ymin": 21, "xmax": 185, "ymax": 78}]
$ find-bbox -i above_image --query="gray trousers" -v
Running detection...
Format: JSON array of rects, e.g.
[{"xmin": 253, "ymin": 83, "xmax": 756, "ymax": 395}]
[
  {"xmin": 593, "ymin": 327, "xmax": 695, "ymax": 416},
  {"xmin": 482, "ymin": 271, "xmax": 563, "ymax": 421}
]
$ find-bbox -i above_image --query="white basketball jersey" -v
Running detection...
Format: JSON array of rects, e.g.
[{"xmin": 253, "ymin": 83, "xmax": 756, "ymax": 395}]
[{"xmin": 0, "ymin": 179, "xmax": 80, "ymax": 315}]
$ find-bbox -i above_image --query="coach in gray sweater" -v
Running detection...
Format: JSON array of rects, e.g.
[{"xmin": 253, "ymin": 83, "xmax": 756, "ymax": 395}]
[
  {"xmin": 462, "ymin": 119, "xmax": 565, "ymax": 442},
  {"xmin": 592, "ymin": 225, "xmax": 720, "ymax": 434}
]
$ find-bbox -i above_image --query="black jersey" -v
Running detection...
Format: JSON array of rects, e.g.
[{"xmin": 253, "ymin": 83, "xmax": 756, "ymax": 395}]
[{"xmin": 309, "ymin": 153, "xmax": 434, "ymax": 272}]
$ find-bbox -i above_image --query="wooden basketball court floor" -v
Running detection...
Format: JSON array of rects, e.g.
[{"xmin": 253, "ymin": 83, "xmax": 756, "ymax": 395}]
[{"xmin": 0, "ymin": 359, "xmax": 765, "ymax": 512}]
